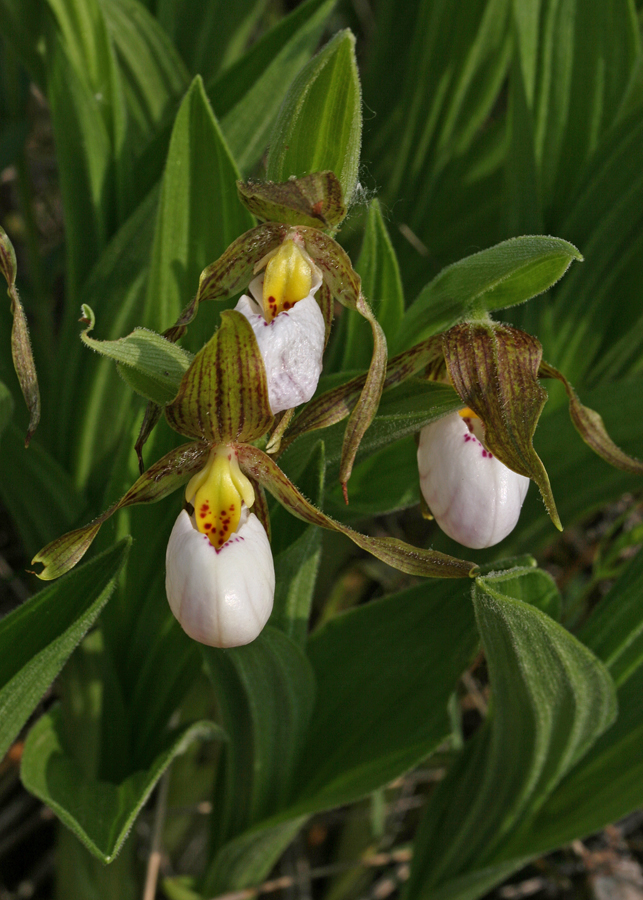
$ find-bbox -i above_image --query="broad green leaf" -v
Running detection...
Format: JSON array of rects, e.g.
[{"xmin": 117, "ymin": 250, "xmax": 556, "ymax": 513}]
[
  {"xmin": 266, "ymin": 30, "xmax": 362, "ymax": 205},
  {"xmin": 291, "ymin": 577, "xmax": 479, "ymax": 813},
  {"xmin": 500, "ymin": 547, "xmax": 643, "ymax": 857},
  {"xmin": 79, "ymin": 304, "xmax": 192, "ymax": 405},
  {"xmin": 343, "ymin": 199, "xmax": 405, "ymax": 371},
  {"xmin": 213, "ymin": 0, "xmax": 338, "ymax": 174},
  {"xmin": 203, "ymin": 818, "xmax": 307, "ymax": 896},
  {"xmin": 405, "ymin": 571, "xmax": 616, "ymax": 900},
  {"xmin": 144, "ymin": 75, "xmax": 253, "ymax": 349},
  {"xmin": 0, "ymin": 420, "xmax": 87, "ymax": 558},
  {"xmin": 21, "ymin": 704, "xmax": 220, "ymax": 862},
  {"xmin": 394, "ymin": 235, "xmax": 582, "ymax": 352},
  {"xmin": 202, "ymin": 627, "xmax": 315, "ymax": 854},
  {"xmin": 0, "ymin": 539, "xmax": 130, "ymax": 762}
]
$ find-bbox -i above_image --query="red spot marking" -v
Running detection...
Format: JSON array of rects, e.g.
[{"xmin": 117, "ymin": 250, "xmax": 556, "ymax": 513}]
[
  {"xmin": 200, "ymin": 513, "xmax": 207, "ymax": 518},
  {"xmin": 228, "ymin": 454, "xmax": 231, "ymax": 460},
  {"xmin": 229, "ymin": 505, "xmax": 235, "ymax": 511},
  {"xmin": 283, "ymin": 301, "xmax": 291, "ymax": 310},
  {"xmin": 201, "ymin": 504, "xmax": 208, "ymax": 511},
  {"xmin": 204, "ymin": 523, "xmax": 212, "ymax": 530},
  {"xmin": 268, "ymin": 296, "xmax": 276, "ymax": 305}
]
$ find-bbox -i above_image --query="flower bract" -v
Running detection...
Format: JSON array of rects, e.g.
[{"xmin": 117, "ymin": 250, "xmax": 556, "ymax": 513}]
[
  {"xmin": 165, "ymin": 446, "xmax": 275, "ymax": 647},
  {"xmin": 235, "ymin": 240, "xmax": 325, "ymax": 414},
  {"xmin": 417, "ymin": 410, "xmax": 530, "ymax": 549}
]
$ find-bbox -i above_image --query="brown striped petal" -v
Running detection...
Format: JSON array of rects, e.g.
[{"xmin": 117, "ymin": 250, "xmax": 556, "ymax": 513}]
[{"xmin": 165, "ymin": 310, "xmax": 274, "ymax": 444}]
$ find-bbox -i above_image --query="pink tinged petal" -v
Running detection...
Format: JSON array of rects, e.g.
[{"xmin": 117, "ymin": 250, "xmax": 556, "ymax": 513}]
[
  {"xmin": 165, "ymin": 510, "xmax": 275, "ymax": 648},
  {"xmin": 417, "ymin": 412, "xmax": 530, "ymax": 549},
  {"xmin": 235, "ymin": 281, "xmax": 325, "ymax": 414}
]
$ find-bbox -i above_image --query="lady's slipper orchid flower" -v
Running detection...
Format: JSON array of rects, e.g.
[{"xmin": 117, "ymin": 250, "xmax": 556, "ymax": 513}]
[
  {"xmin": 165, "ymin": 446, "xmax": 275, "ymax": 648},
  {"xmin": 235, "ymin": 240, "xmax": 325, "ymax": 414},
  {"xmin": 417, "ymin": 409, "xmax": 530, "ymax": 549}
]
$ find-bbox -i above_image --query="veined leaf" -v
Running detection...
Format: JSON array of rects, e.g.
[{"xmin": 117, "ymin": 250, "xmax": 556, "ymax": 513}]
[
  {"xmin": 21, "ymin": 705, "xmax": 221, "ymax": 863},
  {"xmin": 394, "ymin": 236, "xmax": 582, "ymax": 352},
  {"xmin": 266, "ymin": 30, "xmax": 362, "ymax": 206},
  {"xmin": 404, "ymin": 570, "xmax": 616, "ymax": 900},
  {"xmin": 0, "ymin": 539, "xmax": 130, "ymax": 762}
]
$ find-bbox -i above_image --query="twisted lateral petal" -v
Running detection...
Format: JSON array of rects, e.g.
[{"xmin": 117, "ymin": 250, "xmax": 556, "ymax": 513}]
[
  {"xmin": 235, "ymin": 272, "xmax": 325, "ymax": 414},
  {"xmin": 165, "ymin": 510, "xmax": 275, "ymax": 648},
  {"xmin": 418, "ymin": 413, "xmax": 530, "ymax": 549}
]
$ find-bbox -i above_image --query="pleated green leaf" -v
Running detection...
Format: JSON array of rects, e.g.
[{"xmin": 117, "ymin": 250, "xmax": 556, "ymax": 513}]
[
  {"xmin": 394, "ymin": 236, "xmax": 582, "ymax": 352},
  {"xmin": 202, "ymin": 627, "xmax": 315, "ymax": 892},
  {"xmin": 404, "ymin": 570, "xmax": 617, "ymax": 900},
  {"xmin": 501, "ymin": 546, "xmax": 643, "ymax": 857},
  {"xmin": 292, "ymin": 578, "xmax": 478, "ymax": 812},
  {"xmin": 266, "ymin": 29, "xmax": 362, "ymax": 206},
  {"xmin": 21, "ymin": 704, "xmax": 221, "ymax": 863},
  {"xmin": 0, "ymin": 539, "xmax": 130, "ymax": 763}
]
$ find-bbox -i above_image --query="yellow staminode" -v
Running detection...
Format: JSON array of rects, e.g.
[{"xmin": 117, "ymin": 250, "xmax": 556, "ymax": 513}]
[
  {"xmin": 185, "ymin": 447, "xmax": 255, "ymax": 549},
  {"xmin": 262, "ymin": 240, "xmax": 312, "ymax": 321},
  {"xmin": 458, "ymin": 407, "xmax": 480, "ymax": 420}
]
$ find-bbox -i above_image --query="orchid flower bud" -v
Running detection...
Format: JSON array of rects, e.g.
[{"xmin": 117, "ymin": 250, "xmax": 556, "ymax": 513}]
[
  {"xmin": 234, "ymin": 240, "xmax": 325, "ymax": 414},
  {"xmin": 417, "ymin": 410, "xmax": 530, "ymax": 549},
  {"xmin": 165, "ymin": 446, "xmax": 274, "ymax": 647}
]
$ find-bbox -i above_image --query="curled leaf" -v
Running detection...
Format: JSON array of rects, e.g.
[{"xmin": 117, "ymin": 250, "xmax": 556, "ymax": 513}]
[
  {"xmin": 32, "ymin": 442, "xmax": 209, "ymax": 580},
  {"xmin": 0, "ymin": 225, "xmax": 40, "ymax": 446},
  {"xmin": 165, "ymin": 310, "xmax": 274, "ymax": 443},
  {"xmin": 237, "ymin": 172, "xmax": 346, "ymax": 229},
  {"xmin": 443, "ymin": 322, "xmax": 561, "ymax": 531},
  {"xmin": 80, "ymin": 305, "xmax": 193, "ymax": 405},
  {"xmin": 539, "ymin": 360, "xmax": 643, "ymax": 475},
  {"xmin": 135, "ymin": 402, "xmax": 164, "ymax": 474},
  {"xmin": 237, "ymin": 444, "xmax": 476, "ymax": 579},
  {"xmin": 163, "ymin": 224, "xmax": 287, "ymax": 344}
]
